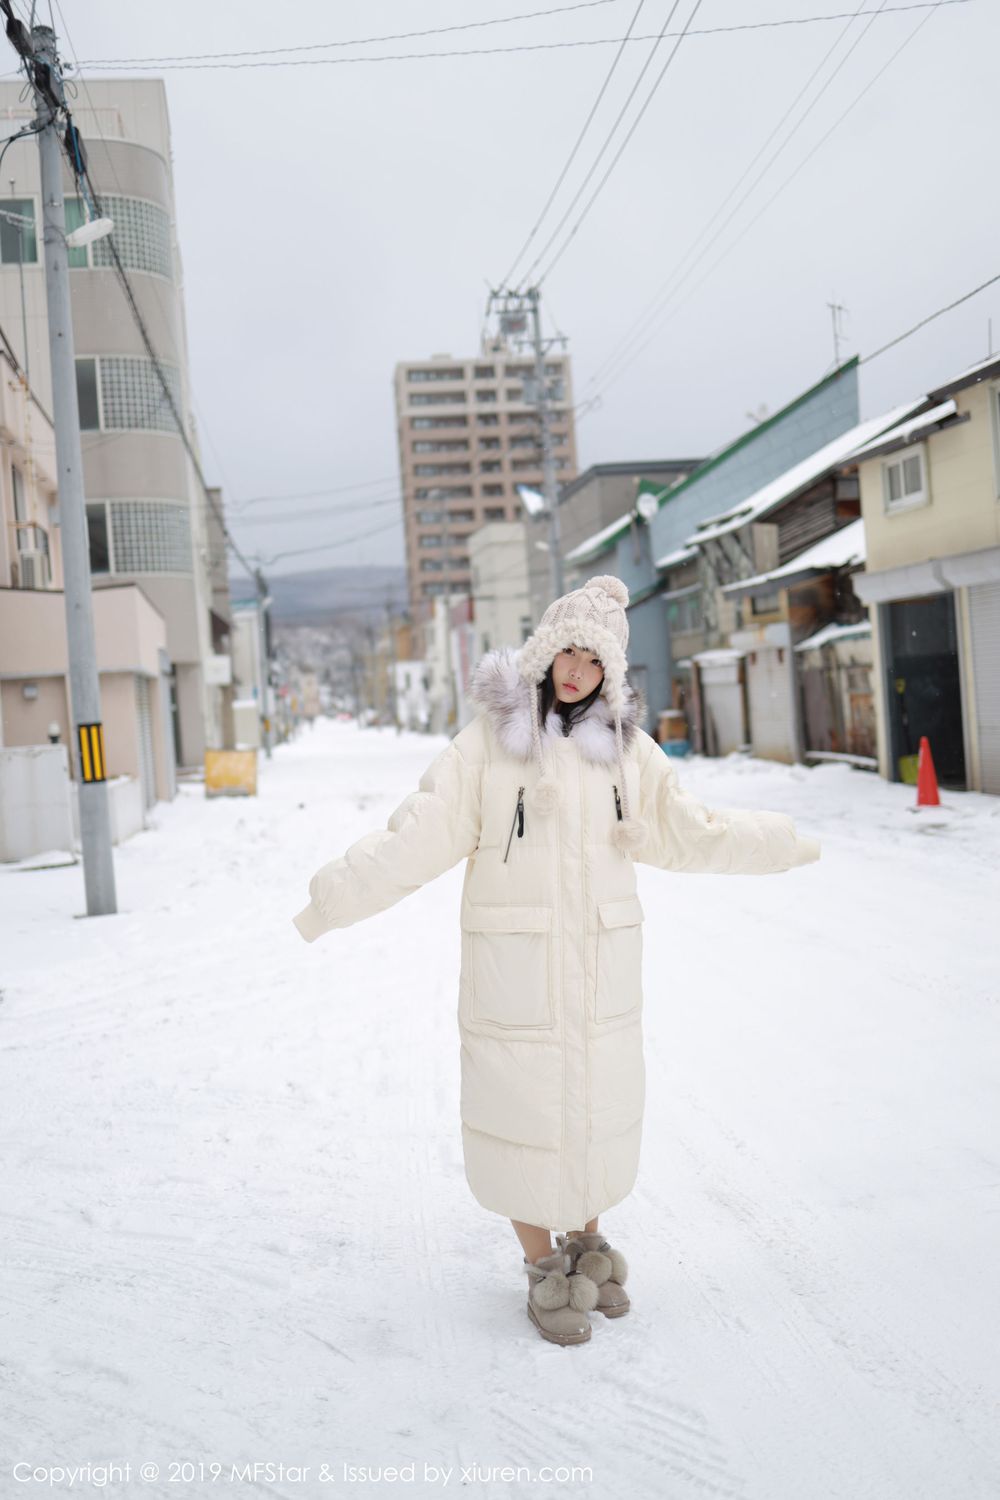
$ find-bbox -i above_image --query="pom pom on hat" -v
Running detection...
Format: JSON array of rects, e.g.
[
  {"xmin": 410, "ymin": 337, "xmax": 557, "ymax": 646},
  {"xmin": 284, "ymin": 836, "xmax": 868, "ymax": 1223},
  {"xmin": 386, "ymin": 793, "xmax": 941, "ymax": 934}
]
[{"xmin": 585, "ymin": 574, "xmax": 629, "ymax": 608}]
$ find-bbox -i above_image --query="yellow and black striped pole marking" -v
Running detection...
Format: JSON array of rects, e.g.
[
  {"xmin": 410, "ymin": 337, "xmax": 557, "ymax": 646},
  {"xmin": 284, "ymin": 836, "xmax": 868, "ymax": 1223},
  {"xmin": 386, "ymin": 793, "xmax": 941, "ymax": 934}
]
[{"xmin": 77, "ymin": 722, "xmax": 107, "ymax": 783}]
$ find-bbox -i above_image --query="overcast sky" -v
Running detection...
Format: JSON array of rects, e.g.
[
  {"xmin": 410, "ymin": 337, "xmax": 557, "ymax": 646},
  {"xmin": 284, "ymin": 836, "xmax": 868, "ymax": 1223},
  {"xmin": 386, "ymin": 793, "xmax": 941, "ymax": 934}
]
[{"xmin": 55, "ymin": 0, "xmax": 999, "ymax": 578}]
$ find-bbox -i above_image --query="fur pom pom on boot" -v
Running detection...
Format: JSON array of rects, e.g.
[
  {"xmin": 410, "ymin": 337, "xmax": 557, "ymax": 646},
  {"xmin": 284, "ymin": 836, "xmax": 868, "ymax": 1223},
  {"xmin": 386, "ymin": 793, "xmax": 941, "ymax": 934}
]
[
  {"xmin": 555, "ymin": 1232, "xmax": 630, "ymax": 1317},
  {"xmin": 523, "ymin": 1249, "xmax": 600, "ymax": 1344}
]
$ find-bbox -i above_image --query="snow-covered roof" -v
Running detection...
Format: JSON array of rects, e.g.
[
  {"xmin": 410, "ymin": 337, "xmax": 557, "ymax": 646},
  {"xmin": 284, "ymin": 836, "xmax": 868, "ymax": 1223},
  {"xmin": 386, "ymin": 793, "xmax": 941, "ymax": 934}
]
[
  {"xmin": 691, "ymin": 647, "xmax": 745, "ymax": 664},
  {"xmin": 654, "ymin": 543, "xmax": 698, "ymax": 571},
  {"xmin": 721, "ymin": 518, "xmax": 866, "ymax": 595},
  {"xmin": 564, "ymin": 510, "xmax": 631, "ymax": 564},
  {"xmin": 684, "ymin": 402, "xmax": 924, "ymax": 548},
  {"xmin": 793, "ymin": 620, "xmax": 872, "ymax": 652},
  {"xmin": 847, "ymin": 399, "xmax": 957, "ymax": 460}
]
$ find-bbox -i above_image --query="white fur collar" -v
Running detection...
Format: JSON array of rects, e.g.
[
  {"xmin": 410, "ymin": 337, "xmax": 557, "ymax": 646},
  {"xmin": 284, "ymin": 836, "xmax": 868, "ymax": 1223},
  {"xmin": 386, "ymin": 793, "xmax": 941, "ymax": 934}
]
[{"xmin": 467, "ymin": 646, "xmax": 643, "ymax": 766}]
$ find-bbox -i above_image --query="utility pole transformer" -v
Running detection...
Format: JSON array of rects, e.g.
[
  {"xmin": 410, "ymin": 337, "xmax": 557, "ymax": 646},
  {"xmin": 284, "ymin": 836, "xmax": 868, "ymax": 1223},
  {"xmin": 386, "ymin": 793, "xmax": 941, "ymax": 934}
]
[{"xmin": 29, "ymin": 24, "xmax": 117, "ymax": 914}]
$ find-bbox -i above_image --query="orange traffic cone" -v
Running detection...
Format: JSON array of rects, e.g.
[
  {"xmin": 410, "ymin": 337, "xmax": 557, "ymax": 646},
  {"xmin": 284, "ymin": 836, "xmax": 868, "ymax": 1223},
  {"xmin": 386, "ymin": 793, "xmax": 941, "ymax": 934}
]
[{"xmin": 916, "ymin": 735, "xmax": 940, "ymax": 807}]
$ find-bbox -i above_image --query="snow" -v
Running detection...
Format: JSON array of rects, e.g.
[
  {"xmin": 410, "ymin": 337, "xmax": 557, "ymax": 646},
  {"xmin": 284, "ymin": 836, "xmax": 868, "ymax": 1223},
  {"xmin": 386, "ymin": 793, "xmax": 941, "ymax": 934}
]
[
  {"xmin": 3, "ymin": 718, "xmax": 999, "ymax": 1499},
  {"xmin": 721, "ymin": 517, "xmax": 867, "ymax": 595},
  {"xmin": 686, "ymin": 402, "xmax": 924, "ymax": 547},
  {"xmin": 847, "ymin": 399, "xmax": 958, "ymax": 460},
  {"xmin": 564, "ymin": 510, "xmax": 631, "ymax": 565},
  {"xmin": 794, "ymin": 620, "xmax": 872, "ymax": 652},
  {"xmin": 653, "ymin": 542, "xmax": 698, "ymax": 572}
]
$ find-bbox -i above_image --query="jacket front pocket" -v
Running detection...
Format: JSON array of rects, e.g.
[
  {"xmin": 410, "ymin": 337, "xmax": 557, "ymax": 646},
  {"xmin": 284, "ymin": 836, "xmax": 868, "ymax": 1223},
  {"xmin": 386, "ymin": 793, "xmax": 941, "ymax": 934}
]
[
  {"xmin": 461, "ymin": 904, "xmax": 553, "ymax": 1029},
  {"xmin": 595, "ymin": 896, "xmax": 645, "ymax": 1022}
]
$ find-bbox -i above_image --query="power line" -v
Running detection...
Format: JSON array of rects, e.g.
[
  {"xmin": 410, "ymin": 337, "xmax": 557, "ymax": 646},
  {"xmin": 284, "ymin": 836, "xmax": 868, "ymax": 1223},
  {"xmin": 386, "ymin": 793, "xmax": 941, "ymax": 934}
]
[
  {"xmin": 497, "ymin": 0, "xmax": 647, "ymax": 290},
  {"xmin": 261, "ymin": 514, "xmax": 404, "ymax": 566},
  {"xmin": 77, "ymin": 0, "xmax": 623, "ymax": 65},
  {"xmin": 861, "ymin": 269, "xmax": 1000, "ymax": 363},
  {"xmin": 535, "ymin": 0, "xmax": 705, "ymax": 286},
  {"xmin": 580, "ymin": 0, "xmax": 946, "ymax": 412},
  {"xmin": 513, "ymin": 0, "xmax": 684, "ymax": 290},
  {"xmin": 63, "ymin": 3, "xmax": 972, "ymax": 70},
  {"xmin": 583, "ymin": 0, "xmax": 876, "ymax": 393}
]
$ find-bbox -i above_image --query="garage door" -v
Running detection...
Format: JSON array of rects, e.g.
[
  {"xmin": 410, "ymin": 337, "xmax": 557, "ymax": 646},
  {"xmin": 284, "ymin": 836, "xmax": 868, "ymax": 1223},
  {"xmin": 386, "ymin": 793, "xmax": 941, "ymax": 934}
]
[{"xmin": 969, "ymin": 581, "xmax": 1000, "ymax": 794}]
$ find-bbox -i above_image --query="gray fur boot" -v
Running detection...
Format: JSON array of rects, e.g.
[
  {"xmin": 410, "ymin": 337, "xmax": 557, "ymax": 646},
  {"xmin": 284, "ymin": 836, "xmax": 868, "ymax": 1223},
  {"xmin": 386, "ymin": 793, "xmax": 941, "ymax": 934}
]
[
  {"xmin": 555, "ymin": 1232, "xmax": 630, "ymax": 1317},
  {"xmin": 523, "ymin": 1248, "xmax": 599, "ymax": 1345}
]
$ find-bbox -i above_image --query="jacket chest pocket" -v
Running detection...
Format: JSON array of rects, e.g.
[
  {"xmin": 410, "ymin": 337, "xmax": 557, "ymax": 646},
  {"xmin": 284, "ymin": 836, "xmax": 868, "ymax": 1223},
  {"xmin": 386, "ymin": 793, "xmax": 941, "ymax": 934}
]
[
  {"xmin": 461, "ymin": 904, "xmax": 554, "ymax": 1030},
  {"xmin": 595, "ymin": 896, "xmax": 644, "ymax": 1022}
]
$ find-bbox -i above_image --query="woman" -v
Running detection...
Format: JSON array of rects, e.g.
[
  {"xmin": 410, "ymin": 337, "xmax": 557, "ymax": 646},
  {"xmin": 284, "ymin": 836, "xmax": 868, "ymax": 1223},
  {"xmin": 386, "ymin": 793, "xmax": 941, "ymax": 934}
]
[{"xmin": 292, "ymin": 574, "xmax": 820, "ymax": 1346}]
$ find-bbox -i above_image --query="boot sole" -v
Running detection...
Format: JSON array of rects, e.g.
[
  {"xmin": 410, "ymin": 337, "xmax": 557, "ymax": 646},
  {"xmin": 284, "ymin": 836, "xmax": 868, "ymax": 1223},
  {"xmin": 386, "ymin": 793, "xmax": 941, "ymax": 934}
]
[
  {"xmin": 527, "ymin": 1299, "xmax": 592, "ymax": 1345},
  {"xmin": 599, "ymin": 1299, "xmax": 630, "ymax": 1317}
]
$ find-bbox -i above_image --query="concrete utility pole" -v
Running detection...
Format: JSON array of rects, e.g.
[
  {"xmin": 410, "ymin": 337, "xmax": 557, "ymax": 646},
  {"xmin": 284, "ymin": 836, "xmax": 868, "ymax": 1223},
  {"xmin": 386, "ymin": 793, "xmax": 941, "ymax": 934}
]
[
  {"xmin": 526, "ymin": 287, "xmax": 563, "ymax": 600},
  {"xmin": 29, "ymin": 24, "xmax": 117, "ymax": 914},
  {"xmin": 254, "ymin": 568, "xmax": 272, "ymax": 758}
]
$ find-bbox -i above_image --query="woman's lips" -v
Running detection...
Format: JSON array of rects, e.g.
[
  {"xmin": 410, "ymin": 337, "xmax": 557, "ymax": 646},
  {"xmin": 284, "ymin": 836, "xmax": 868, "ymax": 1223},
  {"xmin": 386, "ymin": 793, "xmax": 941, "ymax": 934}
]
[{"xmin": 563, "ymin": 683, "xmax": 579, "ymax": 692}]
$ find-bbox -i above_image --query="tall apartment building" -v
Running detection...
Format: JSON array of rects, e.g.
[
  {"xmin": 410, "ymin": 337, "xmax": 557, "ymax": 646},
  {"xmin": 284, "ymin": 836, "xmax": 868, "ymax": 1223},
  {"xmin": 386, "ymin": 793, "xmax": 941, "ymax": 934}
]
[
  {"xmin": 393, "ymin": 347, "xmax": 578, "ymax": 646},
  {"xmin": 0, "ymin": 76, "xmax": 230, "ymax": 771}
]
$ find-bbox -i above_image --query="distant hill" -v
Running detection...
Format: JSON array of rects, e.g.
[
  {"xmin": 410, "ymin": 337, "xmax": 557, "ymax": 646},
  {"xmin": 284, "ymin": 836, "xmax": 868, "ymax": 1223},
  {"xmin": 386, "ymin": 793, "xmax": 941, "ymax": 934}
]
[{"xmin": 229, "ymin": 564, "xmax": 409, "ymax": 624}]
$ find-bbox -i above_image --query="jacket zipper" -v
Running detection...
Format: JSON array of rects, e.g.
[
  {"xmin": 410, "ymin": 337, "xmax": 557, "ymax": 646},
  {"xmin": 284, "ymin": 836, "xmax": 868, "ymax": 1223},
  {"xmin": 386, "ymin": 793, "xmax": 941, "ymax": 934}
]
[
  {"xmin": 612, "ymin": 783, "xmax": 623, "ymax": 821},
  {"xmin": 503, "ymin": 785, "xmax": 525, "ymax": 862}
]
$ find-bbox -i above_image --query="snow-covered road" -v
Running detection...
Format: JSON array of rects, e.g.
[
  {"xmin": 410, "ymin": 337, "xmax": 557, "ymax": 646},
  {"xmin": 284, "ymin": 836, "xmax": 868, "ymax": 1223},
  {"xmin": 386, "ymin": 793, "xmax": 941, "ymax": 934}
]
[{"xmin": 3, "ymin": 718, "xmax": 998, "ymax": 1500}]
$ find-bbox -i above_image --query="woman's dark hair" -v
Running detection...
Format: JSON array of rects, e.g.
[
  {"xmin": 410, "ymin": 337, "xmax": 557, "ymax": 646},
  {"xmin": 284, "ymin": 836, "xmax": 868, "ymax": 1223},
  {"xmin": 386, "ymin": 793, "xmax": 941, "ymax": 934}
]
[{"xmin": 539, "ymin": 655, "xmax": 604, "ymax": 736}]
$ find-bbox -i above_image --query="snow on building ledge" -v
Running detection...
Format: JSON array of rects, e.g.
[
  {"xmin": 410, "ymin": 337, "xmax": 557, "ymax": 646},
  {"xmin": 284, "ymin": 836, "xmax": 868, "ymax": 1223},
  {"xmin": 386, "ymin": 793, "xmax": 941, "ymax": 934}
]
[{"xmin": 721, "ymin": 518, "xmax": 866, "ymax": 598}]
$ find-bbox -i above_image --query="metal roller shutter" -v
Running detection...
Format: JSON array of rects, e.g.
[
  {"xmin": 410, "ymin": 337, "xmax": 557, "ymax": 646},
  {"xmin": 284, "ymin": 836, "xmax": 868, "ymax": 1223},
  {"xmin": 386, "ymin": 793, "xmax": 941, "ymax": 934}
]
[{"xmin": 969, "ymin": 581, "xmax": 1000, "ymax": 794}]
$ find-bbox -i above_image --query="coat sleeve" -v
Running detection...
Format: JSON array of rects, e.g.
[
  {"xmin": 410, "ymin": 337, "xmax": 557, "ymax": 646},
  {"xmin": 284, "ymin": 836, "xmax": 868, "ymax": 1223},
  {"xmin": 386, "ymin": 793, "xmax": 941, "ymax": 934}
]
[
  {"xmin": 291, "ymin": 736, "xmax": 482, "ymax": 942},
  {"xmin": 633, "ymin": 733, "xmax": 821, "ymax": 875}
]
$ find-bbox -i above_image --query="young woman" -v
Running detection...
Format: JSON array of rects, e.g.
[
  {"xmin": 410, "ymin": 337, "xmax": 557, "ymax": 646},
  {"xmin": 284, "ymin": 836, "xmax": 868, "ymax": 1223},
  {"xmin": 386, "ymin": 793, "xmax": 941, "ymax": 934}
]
[{"xmin": 292, "ymin": 574, "xmax": 821, "ymax": 1346}]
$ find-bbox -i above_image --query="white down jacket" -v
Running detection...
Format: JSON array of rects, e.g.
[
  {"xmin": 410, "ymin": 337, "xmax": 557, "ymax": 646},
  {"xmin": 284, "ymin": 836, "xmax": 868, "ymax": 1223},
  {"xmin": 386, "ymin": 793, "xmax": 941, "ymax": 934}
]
[{"xmin": 292, "ymin": 646, "xmax": 821, "ymax": 1231}]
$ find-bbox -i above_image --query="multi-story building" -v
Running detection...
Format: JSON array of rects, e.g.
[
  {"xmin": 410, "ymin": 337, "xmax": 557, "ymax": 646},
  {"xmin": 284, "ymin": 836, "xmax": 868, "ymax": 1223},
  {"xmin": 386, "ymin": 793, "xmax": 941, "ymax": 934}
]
[
  {"xmin": 393, "ymin": 347, "xmax": 578, "ymax": 650},
  {"xmin": 0, "ymin": 76, "xmax": 230, "ymax": 770}
]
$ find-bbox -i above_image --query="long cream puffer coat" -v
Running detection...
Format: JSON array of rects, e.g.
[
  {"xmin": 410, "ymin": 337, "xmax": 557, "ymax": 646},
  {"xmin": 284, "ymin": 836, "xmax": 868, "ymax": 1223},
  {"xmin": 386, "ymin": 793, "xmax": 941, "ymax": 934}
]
[{"xmin": 293, "ymin": 647, "xmax": 821, "ymax": 1231}]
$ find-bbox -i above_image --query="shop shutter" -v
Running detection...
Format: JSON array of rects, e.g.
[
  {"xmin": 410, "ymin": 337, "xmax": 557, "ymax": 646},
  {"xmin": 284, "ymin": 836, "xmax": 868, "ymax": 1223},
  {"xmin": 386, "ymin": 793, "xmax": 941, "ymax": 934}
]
[{"xmin": 969, "ymin": 581, "xmax": 1000, "ymax": 794}]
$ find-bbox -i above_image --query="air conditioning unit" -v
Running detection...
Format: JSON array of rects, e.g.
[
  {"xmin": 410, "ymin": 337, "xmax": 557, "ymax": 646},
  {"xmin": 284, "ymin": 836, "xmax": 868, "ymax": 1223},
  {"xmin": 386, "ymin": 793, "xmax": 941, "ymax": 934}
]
[{"xmin": 17, "ymin": 548, "xmax": 48, "ymax": 589}]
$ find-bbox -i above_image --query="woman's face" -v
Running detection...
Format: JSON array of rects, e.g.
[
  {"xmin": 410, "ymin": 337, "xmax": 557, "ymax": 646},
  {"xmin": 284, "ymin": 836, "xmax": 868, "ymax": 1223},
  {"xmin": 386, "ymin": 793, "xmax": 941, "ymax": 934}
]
[{"xmin": 552, "ymin": 644, "xmax": 604, "ymax": 704}]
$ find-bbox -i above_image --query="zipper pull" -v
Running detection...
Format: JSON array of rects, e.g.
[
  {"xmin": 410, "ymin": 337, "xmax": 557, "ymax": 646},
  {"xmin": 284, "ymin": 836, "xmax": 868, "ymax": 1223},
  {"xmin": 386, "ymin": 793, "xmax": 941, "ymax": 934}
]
[
  {"xmin": 504, "ymin": 785, "xmax": 526, "ymax": 862},
  {"xmin": 613, "ymin": 783, "xmax": 623, "ymax": 821}
]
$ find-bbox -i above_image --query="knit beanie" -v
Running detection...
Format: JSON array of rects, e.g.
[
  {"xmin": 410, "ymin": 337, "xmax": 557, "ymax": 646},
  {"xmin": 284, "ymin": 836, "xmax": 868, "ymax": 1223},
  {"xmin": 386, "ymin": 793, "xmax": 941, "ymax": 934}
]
[{"xmin": 517, "ymin": 573, "xmax": 644, "ymax": 855}]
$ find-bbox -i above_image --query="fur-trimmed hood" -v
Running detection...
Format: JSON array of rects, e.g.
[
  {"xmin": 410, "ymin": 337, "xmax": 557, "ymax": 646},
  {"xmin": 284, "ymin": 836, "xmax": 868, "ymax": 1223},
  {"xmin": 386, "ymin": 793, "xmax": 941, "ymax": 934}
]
[{"xmin": 468, "ymin": 646, "xmax": 644, "ymax": 767}]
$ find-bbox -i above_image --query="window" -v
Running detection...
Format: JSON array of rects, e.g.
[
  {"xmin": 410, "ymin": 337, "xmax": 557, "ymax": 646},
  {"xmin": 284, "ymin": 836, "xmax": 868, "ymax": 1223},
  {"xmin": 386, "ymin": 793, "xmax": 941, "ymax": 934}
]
[
  {"xmin": 478, "ymin": 437, "xmax": 501, "ymax": 450},
  {"xmin": 480, "ymin": 460, "xmax": 502, "ymax": 474},
  {"xmin": 510, "ymin": 435, "xmax": 537, "ymax": 450},
  {"xmin": 482, "ymin": 484, "xmax": 504, "ymax": 497},
  {"xmin": 414, "ymin": 485, "xmax": 472, "ymax": 500},
  {"xmin": 474, "ymin": 365, "xmax": 495, "ymax": 378},
  {"xmin": 412, "ymin": 440, "xmax": 468, "ymax": 453},
  {"xmin": 96, "ymin": 196, "xmax": 172, "ymax": 278},
  {"xmin": 76, "ymin": 355, "xmax": 182, "ymax": 433},
  {"xmin": 476, "ymin": 413, "xmax": 499, "ymax": 427},
  {"xmin": 410, "ymin": 391, "xmax": 466, "ymax": 406},
  {"xmin": 418, "ymin": 534, "xmax": 444, "ymax": 547},
  {"xmin": 749, "ymin": 591, "xmax": 782, "ymax": 617},
  {"xmin": 505, "ymin": 364, "xmax": 532, "ymax": 378},
  {"xmin": 416, "ymin": 508, "xmax": 444, "ymax": 523},
  {"xmin": 11, "ymin": 464, "xmax": 26, "ymax": 522},
  {"xmin": 475, "ymin": 390, "xmax": 497, "ymax": 404},
  {"xmin": 414, "ymin": 462, "xmax": 471, "ymax": 476},
  {"xmin": 75, "ymin": 360, "xmax": 101, "ymax": 430},
  {"xmin": 420, "ymin": 558, "xmax": 444, "ymax": 572},
  {"xmin": 882, "ymin": 445, "xmax": 927, "ymax": 511},
  {"xmin": 666, "ymin": 593, "xmax": 701, "ymax": 632},
  {"xmin": 448, "ymin": 508, "xmax": 475, "ymax": 522},
  {"xmin": 109, "ymin": 500, "xmax": 192, "ymax": 572},
  {"xmin": 484, "ymin": 506, "xmax": 506, "ymax": 521},
  {"xmin": 86, "ymin": 502, "xmax": 111, "ymax": 573},
  {"xmin": 411, "ymin": 415, "xmax": 467, "ymax": 429},
  {"xmin": 408, "ymin": 367, "xmax": 463, "ymax": 382},
  {"xmin": 422, "ymin": 582, "xmax": 448, "ymax": 597},
  {"xmin": 0, "ymin": 198, "xmax": 37, "ymax": 263},
  {"xmin": 449, "ymin": 555, "xmax": 470, "ymax": 569},
  {"xmin": 506, "ymin": 387, "xmax": 525, "ymax": 403}
]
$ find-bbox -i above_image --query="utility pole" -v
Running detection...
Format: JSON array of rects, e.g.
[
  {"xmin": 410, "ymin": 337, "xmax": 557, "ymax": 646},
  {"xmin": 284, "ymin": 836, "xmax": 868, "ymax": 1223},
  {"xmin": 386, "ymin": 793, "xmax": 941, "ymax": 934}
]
[
  {"xmin": 527, "ymin": 287, "xmax": 563, "ymax": 599},
  {"xmin": 487, "ymin": 284, "xmax": 566, "ymax": 600},
  {"xmin": 253, "ymin": 568, "xmax": 272, "ymax": 758},
  {"xmin": 11, "ymin": 19, "xmax": 117, "ymax": 914},
  {"xmin": 384, "ymin": 595, "xmax": 400, "ymax": 733}
]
